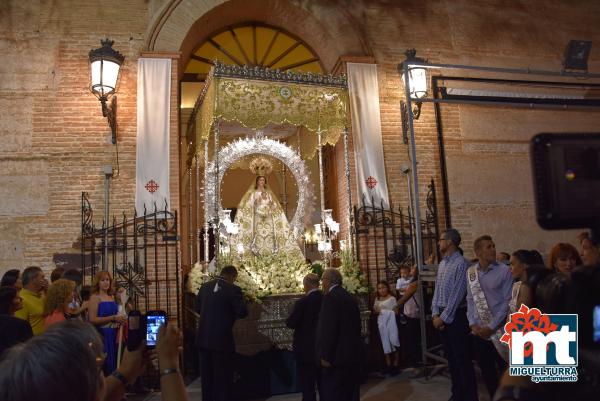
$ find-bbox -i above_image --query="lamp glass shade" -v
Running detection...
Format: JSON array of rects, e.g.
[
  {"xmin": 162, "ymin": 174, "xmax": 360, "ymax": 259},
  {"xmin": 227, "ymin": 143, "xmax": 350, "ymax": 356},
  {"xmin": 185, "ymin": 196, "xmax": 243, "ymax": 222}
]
[
  {"xmin": 91, "ymin": 59, "xmax": 121, "ymax": 98},
  {"xmin": 323, "ymin": 209, "xmax": 333, "ymax": 224},
  {"xmin": 228, "ymin": 223, "xmax": 239, "ymax": 235},
  {"xmin": 236, "ymin": 243, "xmax": 245, "ymax": 255},
  {"xmin": 404, "ymin": 66, "xmax": 427, "ymax": 99}
]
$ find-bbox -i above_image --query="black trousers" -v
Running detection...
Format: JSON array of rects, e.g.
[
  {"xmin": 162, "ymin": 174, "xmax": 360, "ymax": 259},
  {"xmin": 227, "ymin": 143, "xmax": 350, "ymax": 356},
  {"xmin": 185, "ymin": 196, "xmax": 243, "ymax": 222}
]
[
  {"xmin": 401, "ymin": 317, "xmax": 422, "ymax": 367},
  {"xmin": 297, "ymin": 362, "xmax": 321, "ymax": 401},
  {"xmin": 320, "ymin": 366, "xmax": 359, "ymax": 401},
  {"xmin": 199, "ymin": 349, "xmax": 233, "ymax": 401},
  {"xmin": 473, "ymin": 336, "xmax": 507, "ymax": 399},
  {"xmin": 439, "ymin": 307, "xmax": 478, "ymax": 401}
]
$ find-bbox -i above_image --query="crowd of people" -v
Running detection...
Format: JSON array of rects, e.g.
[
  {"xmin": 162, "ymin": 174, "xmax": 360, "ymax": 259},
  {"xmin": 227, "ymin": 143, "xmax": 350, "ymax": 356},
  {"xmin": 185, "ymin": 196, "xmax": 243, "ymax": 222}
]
[
  {"xmin": 194, "ymin": 266, "xmax": 363, "ymax": 401},
  {"xmin": 1, "ymin": 229, "xmax": 598, "ymax": 401},
  {"xmin": 371, "ymin": 228, "xmax": 600, "ymax": 401},
  {"xmin": 0, "ymin": 267, "xmax": 189, "ymax": 401}
]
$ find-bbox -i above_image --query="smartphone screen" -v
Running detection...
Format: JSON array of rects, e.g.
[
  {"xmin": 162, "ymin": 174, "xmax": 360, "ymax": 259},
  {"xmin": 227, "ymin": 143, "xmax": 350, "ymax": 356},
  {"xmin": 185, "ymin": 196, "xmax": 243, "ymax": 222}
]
[
  {"xmin": 594, "ymin": 305, "xmax": 600, "ymax": 343},
  {"xmin": 146, "ymin": 313, "xmax": 166, "ymax": 347}
]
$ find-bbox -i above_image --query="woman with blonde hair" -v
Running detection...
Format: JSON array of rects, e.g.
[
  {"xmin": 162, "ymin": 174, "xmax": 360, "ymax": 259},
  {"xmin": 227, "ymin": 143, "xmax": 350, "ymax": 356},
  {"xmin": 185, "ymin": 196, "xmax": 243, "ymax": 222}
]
[
  {"xmin": 88, "ymin": 271, "xmax": 125, "ymax": 375},
  {"xmin": 43, "ymin": 279, "xmax": 76, "ymax": 328}
]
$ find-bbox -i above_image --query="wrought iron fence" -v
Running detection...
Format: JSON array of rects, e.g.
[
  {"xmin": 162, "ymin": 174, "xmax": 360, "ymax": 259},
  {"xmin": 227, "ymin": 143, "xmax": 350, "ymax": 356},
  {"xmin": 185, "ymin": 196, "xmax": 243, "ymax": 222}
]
[
  {"xmin": 353, "ymin": 179, "xmax": 440, "ymax": 290},
  {"xmin": 81, "ymin": 192, "xmax": 181, "ymax": 322}
]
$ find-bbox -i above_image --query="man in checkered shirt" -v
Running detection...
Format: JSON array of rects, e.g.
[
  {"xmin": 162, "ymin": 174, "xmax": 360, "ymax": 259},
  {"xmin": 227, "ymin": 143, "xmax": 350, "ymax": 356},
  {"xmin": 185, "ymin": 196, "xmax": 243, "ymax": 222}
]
[{"xmin": 431, "ymin": 229, "xmax": 478, "ymax": 401}]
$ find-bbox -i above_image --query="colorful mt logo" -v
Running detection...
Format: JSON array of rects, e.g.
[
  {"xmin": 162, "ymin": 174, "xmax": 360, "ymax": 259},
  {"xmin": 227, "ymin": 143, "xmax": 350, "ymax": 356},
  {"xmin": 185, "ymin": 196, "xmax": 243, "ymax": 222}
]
[{"xmin": 500, "ymin": 304, "xmax": 578, "ymax": 383}]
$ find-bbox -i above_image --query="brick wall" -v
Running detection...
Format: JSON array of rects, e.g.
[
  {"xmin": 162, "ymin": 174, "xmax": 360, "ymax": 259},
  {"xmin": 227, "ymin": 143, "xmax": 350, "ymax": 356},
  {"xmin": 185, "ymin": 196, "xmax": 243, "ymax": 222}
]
[
  {"xmin": 0, "ymin": 1, "xmax": 182, "ymax": 279},
  {"xmin": 2, "ymin": 0, "xmax": 600, "ymax": 279}
]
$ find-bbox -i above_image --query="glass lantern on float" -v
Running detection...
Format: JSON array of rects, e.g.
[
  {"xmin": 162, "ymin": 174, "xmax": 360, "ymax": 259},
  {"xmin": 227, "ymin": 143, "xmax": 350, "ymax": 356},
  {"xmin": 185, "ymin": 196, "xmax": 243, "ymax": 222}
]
[
  {"xmin": 220, "ymin": 209, "xmax": 241, "ymax": 257},
  {"xmin": 315, "ymin": 209, "xmax": 340, "ymax": 267}
]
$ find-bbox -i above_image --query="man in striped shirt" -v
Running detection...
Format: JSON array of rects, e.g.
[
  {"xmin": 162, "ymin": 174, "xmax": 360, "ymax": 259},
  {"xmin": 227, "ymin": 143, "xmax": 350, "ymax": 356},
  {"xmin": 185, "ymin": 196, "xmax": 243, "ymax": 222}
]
[{"xmin": 432, "ymin": 229, "xmax": 478, "ymax": 401}]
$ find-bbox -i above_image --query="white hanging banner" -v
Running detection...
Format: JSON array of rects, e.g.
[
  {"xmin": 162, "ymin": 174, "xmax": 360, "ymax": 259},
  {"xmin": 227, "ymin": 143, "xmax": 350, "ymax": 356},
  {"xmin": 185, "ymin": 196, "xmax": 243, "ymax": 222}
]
[
  {"xmin": 347, "ymin": 63, "xmax": 390, "ymax": 207},
  {"xmin": 136, "ymin": 58, "xmax": 171, "ymax": 213}
]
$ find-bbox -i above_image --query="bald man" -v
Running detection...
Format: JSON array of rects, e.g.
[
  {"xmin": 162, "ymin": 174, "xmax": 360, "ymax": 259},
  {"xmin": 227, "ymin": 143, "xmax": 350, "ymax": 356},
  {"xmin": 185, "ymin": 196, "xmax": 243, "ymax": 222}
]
[
  {"xmin": 286, "ymin": 273, "xmax": 323, "ymax": 401},
  {"xmin": 316, "ymin": 268, "xmax": 361, "ymax": 401}
]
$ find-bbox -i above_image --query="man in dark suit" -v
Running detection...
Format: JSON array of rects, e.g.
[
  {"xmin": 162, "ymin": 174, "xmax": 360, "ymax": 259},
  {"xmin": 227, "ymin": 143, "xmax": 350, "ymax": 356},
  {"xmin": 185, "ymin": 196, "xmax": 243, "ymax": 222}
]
[
  {"xmin": 195, "ymin": 265, "xmax": 248, "ymax": 401},
  {"xmin": 316, "ymin": 268, "xmax": 362, "ymax": 401},
  {"xmin": 286, "ymin": 273, "xmax": 323, "ymax": 401}
]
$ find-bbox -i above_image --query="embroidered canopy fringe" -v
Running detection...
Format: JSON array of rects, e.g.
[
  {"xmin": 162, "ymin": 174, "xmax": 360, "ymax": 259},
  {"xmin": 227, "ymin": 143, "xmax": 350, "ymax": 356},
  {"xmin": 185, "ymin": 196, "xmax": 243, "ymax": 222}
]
[{"xmin": 192, "ymin": 62, "xmax": 350, "ymax": 154}]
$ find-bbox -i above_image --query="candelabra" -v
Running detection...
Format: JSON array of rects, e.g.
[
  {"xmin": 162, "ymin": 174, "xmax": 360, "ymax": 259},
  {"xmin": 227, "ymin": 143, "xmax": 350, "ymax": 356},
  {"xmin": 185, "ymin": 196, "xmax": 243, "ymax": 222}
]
[
  {"xmin": 315, "ymin": 209, "xmax": 340, "ymax": 267},
  {"xmin": 219, "ymin": 209, "xmax": 244, "ymax": 258}
]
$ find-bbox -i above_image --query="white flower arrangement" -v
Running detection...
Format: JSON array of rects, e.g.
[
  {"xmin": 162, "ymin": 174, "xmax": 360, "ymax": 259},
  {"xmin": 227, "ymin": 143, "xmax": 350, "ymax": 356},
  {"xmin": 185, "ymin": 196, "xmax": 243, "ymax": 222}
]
[
  {"xmin": 339, "ymin": 248, "xmax": 369, "ymax": 295},
  {"xmin": 188, "ymin": 261, "xmax": 213, "ymax": 294},
  {"xmin": 187, "ymin": 253, "xmax": 311, "ymax": 303},
  {"xmin": 237, "ymin": 253, "xmax": 311, "ymax": 301},
  {"xmin": 187, "ymin": 249, "xmax": 367, "ymax": 302}
]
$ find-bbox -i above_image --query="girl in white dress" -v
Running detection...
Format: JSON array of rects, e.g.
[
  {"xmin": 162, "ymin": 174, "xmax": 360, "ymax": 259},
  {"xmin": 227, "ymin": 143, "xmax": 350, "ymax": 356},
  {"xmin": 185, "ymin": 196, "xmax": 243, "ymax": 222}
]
[{"xmin": 373, "ymin": 280, "xmax": 400, "ymax": 374}]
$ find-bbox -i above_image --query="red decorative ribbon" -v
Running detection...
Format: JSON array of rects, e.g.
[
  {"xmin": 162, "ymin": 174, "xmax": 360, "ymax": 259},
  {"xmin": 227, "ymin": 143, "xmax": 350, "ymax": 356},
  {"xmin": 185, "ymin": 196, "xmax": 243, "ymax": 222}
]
[{"xmin": 500, "ymin": 304, "xmax": 557, "ymax": 357}]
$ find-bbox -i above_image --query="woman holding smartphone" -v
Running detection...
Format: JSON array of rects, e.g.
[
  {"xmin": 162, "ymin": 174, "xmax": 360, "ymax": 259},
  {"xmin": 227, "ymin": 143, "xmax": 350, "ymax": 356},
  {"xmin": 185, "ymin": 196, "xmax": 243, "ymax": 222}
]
[{"xmin": 89, "ymin": 271, "xmax": 126, "ymax": 375}]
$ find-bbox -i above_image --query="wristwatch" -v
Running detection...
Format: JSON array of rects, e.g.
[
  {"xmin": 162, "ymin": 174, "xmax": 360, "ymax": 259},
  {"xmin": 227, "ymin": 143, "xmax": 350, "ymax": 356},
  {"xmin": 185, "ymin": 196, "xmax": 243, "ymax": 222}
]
[
  {"xmin": 160, "ymin": 367, "xmax": 180, "ymax": 378},
  {"xmin": 111, "ymin": 371, "xmax": 129, "ymax": 386}
]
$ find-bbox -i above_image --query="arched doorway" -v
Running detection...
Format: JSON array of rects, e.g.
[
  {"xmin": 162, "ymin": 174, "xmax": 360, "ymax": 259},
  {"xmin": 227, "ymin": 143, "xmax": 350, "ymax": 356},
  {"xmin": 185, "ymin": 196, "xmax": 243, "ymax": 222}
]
[
  {"xmin": 174, "ymin": 3, "xmax": 370, "ymax": 272},
  {"xmin": 181, "ymin": 22, "xmax": 325, "ymax": 108}
]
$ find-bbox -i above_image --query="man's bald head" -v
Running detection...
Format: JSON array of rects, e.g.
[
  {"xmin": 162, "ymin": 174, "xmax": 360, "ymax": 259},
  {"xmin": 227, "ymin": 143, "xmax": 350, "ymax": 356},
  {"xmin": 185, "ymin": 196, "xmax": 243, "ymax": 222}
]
[
  {"xmin": 321, "ymin": 268, "xmax": 342, "ymax": 293},
  {"xmin": 303, "ymin": 273, "xmax": 320, "ymax": 293}
]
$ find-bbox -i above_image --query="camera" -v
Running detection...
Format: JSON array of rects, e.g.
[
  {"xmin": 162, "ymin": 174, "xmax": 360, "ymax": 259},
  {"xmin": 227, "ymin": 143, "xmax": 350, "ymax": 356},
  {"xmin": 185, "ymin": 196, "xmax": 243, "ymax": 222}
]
[
  {"xmin": 529, "ymin": 133, "xmax": 600, "ymax": 399},
  {"xmin": 127, "ymin": 310, "xmax": 167, "ymax": 350},
  {"xmin": 531, "ymin": 133, "xmax": 600, "ymax": 230}
]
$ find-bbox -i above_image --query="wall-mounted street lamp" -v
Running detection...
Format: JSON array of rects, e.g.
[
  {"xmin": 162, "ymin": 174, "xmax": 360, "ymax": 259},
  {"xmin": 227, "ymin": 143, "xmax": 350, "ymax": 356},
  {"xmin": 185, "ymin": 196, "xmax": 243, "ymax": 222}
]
[
  {"xmin": 89, "ymin": 39, "xmax": 124, "ymax": 144},
  {"xmin": 399, "ymin": 49, "xmax": 428, "ymax": 119}
]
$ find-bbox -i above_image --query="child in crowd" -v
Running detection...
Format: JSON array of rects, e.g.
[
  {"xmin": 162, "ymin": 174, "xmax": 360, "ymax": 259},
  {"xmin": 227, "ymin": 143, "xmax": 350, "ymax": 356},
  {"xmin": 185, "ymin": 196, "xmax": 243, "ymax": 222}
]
[
  {"xmin": 374, "ymin": 280, "xmax": 400, "ymax": 375},
  {"xmin": 396, "ymin": 265, "xmax": 412, "ymax": 300}
]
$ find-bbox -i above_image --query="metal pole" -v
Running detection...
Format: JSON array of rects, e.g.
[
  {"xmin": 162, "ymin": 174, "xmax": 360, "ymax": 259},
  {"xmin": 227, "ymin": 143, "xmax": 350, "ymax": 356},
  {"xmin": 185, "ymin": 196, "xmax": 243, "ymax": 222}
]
[
  {"xmin": 203, "ymin": 140, "xmax": 210, "ymax": 263},
  {"xmin": 195, "ymin": 154, "xmax": 201, "ymax": 263},
  {"xmin": 102, "ymin": 165, "xmax": 113, "ymax": 271},
  {"xmin": 402, "ymin": 63, "xmax": 428, "ymax": 367},
  {"xmin": 343, "ymin": 127, "xmax": 353, "ymax": 251},
  {"xmin": 403, "ymin": 167, "xmax": 418, "ymax": 263},
  {"xmin": 188, "ymin": 164, "xmax": 193, "ymax": 267},
  {"xmin": 213, "ymin": 121, "xmax": 221, "ymax": 261},
  {"xmin": 400, "ymin": 60, "xmax": 600, "ymax": 79},
  {"xmin": 317, "ymin": 130, "xmax": 326, "ymax": 219},
  {"xmin": 317, "ymin": 129, "xmax": 328, "ymax": 267}
]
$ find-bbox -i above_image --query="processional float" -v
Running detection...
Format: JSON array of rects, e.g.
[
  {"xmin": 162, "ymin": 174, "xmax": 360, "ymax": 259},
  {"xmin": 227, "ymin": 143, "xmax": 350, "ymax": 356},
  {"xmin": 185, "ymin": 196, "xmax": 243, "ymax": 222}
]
[{"xmin": 186, "ymin": 61, "xmax": 355, "ymax": 267}]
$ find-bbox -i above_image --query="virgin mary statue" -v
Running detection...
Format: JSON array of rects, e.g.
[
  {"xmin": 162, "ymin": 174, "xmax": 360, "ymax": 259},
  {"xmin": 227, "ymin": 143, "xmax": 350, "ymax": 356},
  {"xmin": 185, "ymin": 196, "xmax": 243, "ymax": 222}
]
[{"xmin": 234, "ymin": 163, "xmax": 303, "ymax": 259}]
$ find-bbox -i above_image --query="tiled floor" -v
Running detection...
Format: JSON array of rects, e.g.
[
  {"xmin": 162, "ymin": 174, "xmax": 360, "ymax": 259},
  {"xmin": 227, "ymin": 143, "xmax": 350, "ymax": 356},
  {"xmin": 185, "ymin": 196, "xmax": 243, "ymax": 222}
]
[{"xmin": 140, "ymin": 369, "xmax": 472, "ymax": 401}]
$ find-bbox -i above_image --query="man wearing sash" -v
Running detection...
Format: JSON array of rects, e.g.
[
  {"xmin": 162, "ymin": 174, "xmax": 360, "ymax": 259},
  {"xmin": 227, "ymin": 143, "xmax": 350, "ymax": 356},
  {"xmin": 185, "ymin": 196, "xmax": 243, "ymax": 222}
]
[{"xmin": 466, "ymin": 235, "xmax": 513, "ymax": 400}]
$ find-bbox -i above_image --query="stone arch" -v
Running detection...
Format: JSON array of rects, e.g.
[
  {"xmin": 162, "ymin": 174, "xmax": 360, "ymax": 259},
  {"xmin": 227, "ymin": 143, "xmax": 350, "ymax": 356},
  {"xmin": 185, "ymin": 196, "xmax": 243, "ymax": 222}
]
[{"xmin": 146, "ymin": 0, "xmax": 372, "ymax": 72}]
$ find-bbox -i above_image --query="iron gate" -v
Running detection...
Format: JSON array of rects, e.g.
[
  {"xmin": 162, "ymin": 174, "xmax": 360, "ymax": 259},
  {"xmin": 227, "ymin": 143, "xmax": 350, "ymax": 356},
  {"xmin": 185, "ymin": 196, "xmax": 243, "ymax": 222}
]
[
  {"xmin": 81, "ymin": 192, "xmax": 181, "ymax": 323},
  {"xmin": 353, "ymin": 179, "xmax": 440, "ymax": 289}
]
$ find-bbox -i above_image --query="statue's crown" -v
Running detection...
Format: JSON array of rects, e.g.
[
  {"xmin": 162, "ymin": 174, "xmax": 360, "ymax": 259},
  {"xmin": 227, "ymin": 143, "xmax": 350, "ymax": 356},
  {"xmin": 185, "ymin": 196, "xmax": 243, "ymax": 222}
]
[{"xmin": 249, "ymin": 156, "xmax": 273, "ymax": 175}]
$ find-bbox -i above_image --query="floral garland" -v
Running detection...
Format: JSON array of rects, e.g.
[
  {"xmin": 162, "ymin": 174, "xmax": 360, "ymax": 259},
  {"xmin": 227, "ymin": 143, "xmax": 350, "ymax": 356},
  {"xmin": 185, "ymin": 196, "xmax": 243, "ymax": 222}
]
[
  {"xmin": 188, "ymin": 249, "xmax": 368, "ymax": 302},
  {"xmin": 188, "ymin": 253, "xmax": 312, "ymax": 303}
]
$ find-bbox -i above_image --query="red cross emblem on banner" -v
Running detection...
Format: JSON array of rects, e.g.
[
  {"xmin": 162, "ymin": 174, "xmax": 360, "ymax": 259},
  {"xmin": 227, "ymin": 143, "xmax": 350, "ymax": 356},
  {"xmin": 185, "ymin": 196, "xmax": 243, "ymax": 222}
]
[
  {"xmin": 145, "ymin": 179, "xmax": 159, "ymax": 194},
  {"xmin": 365, "ymin": 176, "xmax": 378, "ymax": 189}
]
